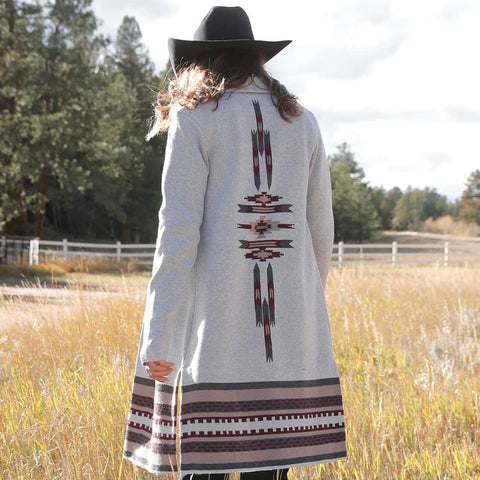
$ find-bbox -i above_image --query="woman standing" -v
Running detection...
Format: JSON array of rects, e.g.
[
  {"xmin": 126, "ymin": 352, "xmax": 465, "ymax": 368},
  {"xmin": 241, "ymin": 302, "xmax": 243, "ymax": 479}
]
[{"xmin": 123, "ymin": 6, "xmax": 347, "ymax": 479}]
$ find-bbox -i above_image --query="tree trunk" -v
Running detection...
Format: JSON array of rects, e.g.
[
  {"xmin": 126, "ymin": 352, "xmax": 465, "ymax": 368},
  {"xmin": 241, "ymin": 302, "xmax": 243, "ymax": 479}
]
[
  {"xmin": 34, "ymin": 165, "xmax": 49, "ymax": 238},
  {"xmin": 15, "ymin": 179, "xmax": 29, "ymax": 235}
]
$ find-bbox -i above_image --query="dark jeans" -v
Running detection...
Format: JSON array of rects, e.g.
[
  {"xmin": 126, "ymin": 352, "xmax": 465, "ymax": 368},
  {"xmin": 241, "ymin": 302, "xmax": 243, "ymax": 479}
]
[{"xmin": 189, "ymin": 468, "xmax": 290, "ymax": 480}]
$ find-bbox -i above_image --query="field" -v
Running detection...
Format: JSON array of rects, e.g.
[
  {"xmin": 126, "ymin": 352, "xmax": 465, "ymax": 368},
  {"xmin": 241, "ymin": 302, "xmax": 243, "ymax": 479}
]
[{"xmin": 0, "ymin": 262, "xmax": 479, "ymax": 479}]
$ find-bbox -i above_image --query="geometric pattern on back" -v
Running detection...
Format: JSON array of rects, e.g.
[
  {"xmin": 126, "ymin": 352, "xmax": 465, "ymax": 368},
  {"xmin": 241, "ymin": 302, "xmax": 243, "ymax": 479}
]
[{"xmin": 237, "ymin": 99, "xmax": 296, "ymax": 362}]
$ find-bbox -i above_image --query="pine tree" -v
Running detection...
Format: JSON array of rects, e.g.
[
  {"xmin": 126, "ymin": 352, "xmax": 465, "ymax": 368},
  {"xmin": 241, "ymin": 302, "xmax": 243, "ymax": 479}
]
[
  {"xmin": 329, "ymin": 142, "xmax": 381, "ymax": 242},
  {"xmin": 459, "ymin": 169, "xmax": 480, "ymax": 225}
]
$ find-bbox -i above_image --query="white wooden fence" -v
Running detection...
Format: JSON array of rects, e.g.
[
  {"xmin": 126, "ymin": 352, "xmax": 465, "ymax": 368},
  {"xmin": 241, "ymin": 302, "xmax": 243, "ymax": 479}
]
[{"xmin": 25, "ymin": 238, "xmax": 480, "ymax": 267}]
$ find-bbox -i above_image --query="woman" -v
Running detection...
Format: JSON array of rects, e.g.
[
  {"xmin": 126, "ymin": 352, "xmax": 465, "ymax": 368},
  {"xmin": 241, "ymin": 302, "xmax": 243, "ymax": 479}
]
[{"xmin": 123, "ymin": 6, "xmax": 347, "ymax": 480}]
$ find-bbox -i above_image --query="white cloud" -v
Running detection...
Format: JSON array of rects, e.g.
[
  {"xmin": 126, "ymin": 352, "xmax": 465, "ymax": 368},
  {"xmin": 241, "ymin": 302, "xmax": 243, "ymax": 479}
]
[
  {"xmin": 317, "ymin": 107, "xmax": 438, "ymax": 123},
  {"xmin": 445, "ymin": 106, "xmax": 480, "ymax": 123},
  {"xmin": 435, "ymin": 0, "xmax": 475, "ymax": 22}
]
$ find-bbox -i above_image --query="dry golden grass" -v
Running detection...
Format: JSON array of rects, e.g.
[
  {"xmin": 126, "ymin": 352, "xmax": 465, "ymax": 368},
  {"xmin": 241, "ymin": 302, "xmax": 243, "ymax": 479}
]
[
  {"xmin": 0, "ymin": 264, "xmax": 479, "ymax": 479},
  {"xmin": 0, "ymin": 257, "xmax": 149, "ymax": 277}
]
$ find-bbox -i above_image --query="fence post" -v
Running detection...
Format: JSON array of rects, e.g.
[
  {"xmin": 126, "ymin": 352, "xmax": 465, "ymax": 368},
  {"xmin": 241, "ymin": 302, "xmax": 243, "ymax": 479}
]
[
  {"xmin": 29, "ymin": 238, "xmax": 39, "ymax": 266},
  {"xmin": 35, "ymin": 238, "xmax": 40, "ymax": 265},
  {"xmin": 392, "ymin": 241, "xmax": 397, "ymax": 266},
  {"xmin": 338, "ymin": 241, "xmax": 344, "ymax": 268},
  {"xmin": 116, "ymin": 241, "xmax": 122, "ymax": 263},
  {"xmin": 62, "ymin": 238, "xmax": 68, "ymax": 260},
  {"xmin": 29, "ymin": 239, "xmax": 34, "ymax": 266},
  {"xmin": 444, "ymin": 241, "xmax": 449, "ymax": 266}
]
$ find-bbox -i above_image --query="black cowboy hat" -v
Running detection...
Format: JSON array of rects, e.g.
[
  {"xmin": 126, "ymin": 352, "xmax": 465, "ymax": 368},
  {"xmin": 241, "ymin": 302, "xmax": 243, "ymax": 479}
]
[{"xmin": 168, "ymin": 6, "xmax": 292, "ymax": 76}]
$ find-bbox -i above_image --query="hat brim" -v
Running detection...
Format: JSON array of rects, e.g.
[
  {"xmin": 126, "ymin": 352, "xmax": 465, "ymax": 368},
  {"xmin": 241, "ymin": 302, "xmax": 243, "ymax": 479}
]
[{"xmin": 168, "ymin": 38, "xmax": 292, "ymax": 75}]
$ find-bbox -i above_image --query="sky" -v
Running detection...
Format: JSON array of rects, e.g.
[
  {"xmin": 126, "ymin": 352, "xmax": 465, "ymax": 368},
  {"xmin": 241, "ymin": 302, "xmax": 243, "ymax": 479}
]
[{"xmin": 91, "ymin": 0, "xmax": 480, "ymax": 202}]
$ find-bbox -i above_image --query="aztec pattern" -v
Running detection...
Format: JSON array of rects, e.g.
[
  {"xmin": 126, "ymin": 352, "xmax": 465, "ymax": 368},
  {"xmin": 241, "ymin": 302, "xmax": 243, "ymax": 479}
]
[
  {"xmin": 179, "ymin": 377, "xmax": 346, "ymax": 471},
  {"xmin": 237, "ymin": 100, "xmax": 295, "ymax": 362},
  {"xmin": 123, "ymin": 375, "xmax": 180, "ymax": 473},
  {"xmin": 123, "ymin": 375, "xmax": 346, "ymax": 473}
]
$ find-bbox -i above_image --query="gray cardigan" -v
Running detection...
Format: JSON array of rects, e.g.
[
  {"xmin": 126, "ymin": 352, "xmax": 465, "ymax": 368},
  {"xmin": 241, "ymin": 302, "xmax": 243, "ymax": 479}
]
[
  {"xmin": 124, "ymin": 75, "xmax": 346, "ymax": 476},
  {"xmin": 139, "ymin": 77, "xmax": 335, "ymax": 370}
]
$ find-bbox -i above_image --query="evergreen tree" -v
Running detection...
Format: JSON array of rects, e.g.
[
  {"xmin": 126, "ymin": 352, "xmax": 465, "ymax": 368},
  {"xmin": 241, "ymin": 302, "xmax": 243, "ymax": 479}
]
[
  {"xmin": 392, "ymin": 186, "xmax": 449, "ymax": 230},
  {"xmin": 1, "ymin": 1, "xmax": 165, "ymax": 241},
  {"xmin": 447, "ymin": 197, "xmax": 462, "ymax": 218},
  {"xmin": 459, "ymin": 169, "xmax": 480, "ymax": 225},
  {"xmin": 329, "ymin": 142, "xmax": 381, "ymax": 242},
  {"xmin": 0, "ymin": 0, "xmax": 110, "ymax": 238},
  {"xmin": 0, "ymin": 0, "xmax": 42, "ymax": 234},
  {"xmin": 111, "ymin": 16, "xmax": 167, "ymax": 242}
]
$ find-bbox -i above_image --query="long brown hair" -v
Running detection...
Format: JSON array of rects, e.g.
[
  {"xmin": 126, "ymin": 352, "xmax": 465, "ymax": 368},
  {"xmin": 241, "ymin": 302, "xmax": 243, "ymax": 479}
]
[{"xmin": 145, "ymin": 47, "xmax": 302, "ymax": 141}]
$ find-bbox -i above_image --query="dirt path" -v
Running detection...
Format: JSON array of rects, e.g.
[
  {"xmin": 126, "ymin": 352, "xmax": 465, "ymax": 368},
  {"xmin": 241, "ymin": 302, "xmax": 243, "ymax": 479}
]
[
  {"xmin": 0, "ymin": 286, "xmax": 120, "ymax": 331},
  {"xmin": 0, "ymin": 273, "xmax": 148, "ymax": 331}
]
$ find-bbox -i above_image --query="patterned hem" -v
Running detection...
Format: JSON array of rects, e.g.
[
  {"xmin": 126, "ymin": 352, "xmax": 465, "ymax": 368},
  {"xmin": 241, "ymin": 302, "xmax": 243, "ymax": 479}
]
[{"xmin": 123, "ymin": 375, "xmax": 347, "ymax": 475}]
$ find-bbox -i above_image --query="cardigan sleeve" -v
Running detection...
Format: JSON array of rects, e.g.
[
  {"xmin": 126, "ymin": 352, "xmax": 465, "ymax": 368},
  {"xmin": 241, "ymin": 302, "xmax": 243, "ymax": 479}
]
[
  {"xmin": 306, "ymin": 120, "xmax": 335, "ymax": 291},
  {"xmin": 139, "ymin": 107, "xmax": 209, "ymax": 370}
]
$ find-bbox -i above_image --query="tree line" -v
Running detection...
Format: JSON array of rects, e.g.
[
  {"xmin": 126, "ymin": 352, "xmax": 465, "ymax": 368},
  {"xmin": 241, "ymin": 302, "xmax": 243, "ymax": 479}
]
[
  {"xmin": 329, "ymin": 143, "xmax": 479, "ymax": 242},
  {"xmin": 1, "ymin": 0, "xmax": 168, "ymax": 243},
  {"xmin": 1, "ymin": 0, "xmax": 479, "ymax": 243}
]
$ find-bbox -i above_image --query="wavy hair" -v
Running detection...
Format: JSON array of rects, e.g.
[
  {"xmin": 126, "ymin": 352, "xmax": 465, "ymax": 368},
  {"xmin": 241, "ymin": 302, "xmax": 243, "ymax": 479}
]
[{"xmin": 145, "ymin": 47, "xmax": 302, "ymax": 141}]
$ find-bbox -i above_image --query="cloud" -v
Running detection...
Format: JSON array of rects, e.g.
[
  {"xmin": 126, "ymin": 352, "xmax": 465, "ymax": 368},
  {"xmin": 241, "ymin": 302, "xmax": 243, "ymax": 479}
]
[
  {"xmin": 331, "ymin": 0, "xmax": 398, "ymax": 26},
  {"xmin": 105, "ymin": 0, "xmax": 176, "ymax": 17},
  {"xmin": 276, "ymin": 33, "xmax": 408, "ymax": 80},
  {"xmin": 275, "ymin": 0, "xmax": 410, "ymax": 79},
  {"xmin": 436, "ymin": 0, "xmax": 474, "ymax": 22},
  {"xmin": 423, "ymin": 152, "xmax": 455, "ymax": 166},
  {"xmin": 315, "ymin": 107, "xmax": 438, "ymax": 124},
  {"xmin": 92, "ymin": 0, "xmax": 176, "ymax": 41},
  {"xmin": 445, "ymin": 105, "xmax": 480, "ymax": 122},
  {"xmin": 324, "ymin": 0, "xmax": 410, "ymax": 78},
  {"xmin": 312, "ymin": 37, "xmax": 406, "ymax": 78}
]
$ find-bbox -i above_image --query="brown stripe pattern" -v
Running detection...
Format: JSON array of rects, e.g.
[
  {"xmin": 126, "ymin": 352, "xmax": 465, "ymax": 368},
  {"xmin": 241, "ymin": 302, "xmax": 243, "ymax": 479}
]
[
  {"xmin": 179, "ymin": 377, "xmax": 346, "ymax": 471},
  {"xmin": 123, "ymin": 375, "xmax": 180, "ymax": 473}
]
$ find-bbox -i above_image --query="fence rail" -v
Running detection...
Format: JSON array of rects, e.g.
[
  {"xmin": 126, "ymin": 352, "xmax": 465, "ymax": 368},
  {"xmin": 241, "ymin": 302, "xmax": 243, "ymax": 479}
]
[{"xmin": 8, "ymin": 237, "xmax": 478, "ymax": 267}]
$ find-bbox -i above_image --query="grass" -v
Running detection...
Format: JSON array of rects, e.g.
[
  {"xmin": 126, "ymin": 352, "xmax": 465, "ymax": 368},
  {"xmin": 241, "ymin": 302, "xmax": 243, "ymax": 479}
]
[
  {"xmin": 0, "ymin": 258, "xmax": 150, "ymax": 285},
  {"xmin": 0, "ymin": 263, "xmax": 479, "ymax": 479}
]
